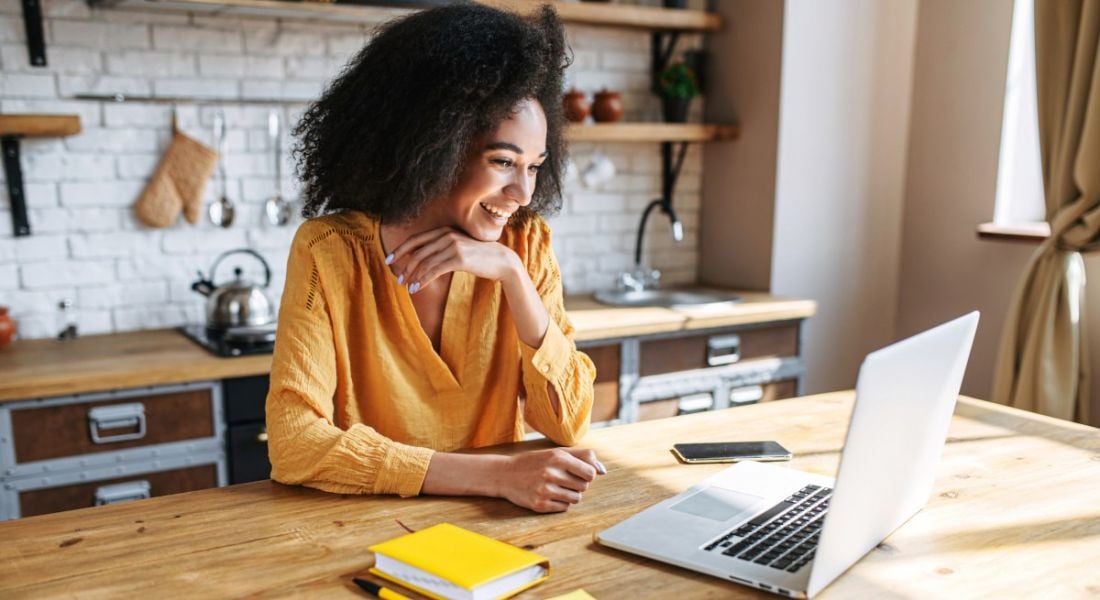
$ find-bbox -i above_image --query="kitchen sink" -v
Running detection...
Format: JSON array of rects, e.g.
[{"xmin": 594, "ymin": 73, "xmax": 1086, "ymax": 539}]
[{"xmin": 593, "ymin": 288, "xmax": 741, "ymax": 308}]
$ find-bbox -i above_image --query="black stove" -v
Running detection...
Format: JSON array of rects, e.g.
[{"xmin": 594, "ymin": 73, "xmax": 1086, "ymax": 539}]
[{"xmin": 178, "ymin": 324, "xmax": 276, "ymax": 357}]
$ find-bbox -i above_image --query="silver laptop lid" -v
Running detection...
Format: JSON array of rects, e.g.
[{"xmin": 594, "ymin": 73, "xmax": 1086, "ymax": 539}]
[{"xmin": 807, "ymin": 311, "xmax": 979, "ymax": 597}]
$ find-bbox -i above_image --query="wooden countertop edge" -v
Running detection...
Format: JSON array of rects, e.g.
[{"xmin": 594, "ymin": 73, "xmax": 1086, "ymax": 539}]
[
  {"xmin": 571, "ymin": 298, "xmax": 817, "ymax": 342},
  {"xmin": 0, "ymin": 357, "xmax": 274, "ymax": 402},
  {"xmin": 0, "ymin": 295, "xmax": 816, "ymax": 403}
]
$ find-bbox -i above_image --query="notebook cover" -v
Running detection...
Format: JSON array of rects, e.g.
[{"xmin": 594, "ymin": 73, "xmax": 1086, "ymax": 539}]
[
  {"xmin": 368, "ymin": 523, "xmax": 550, "ymax": 592},
  {"xmin": 368, "ymin": 566, "xmax": 549, "ymax": 600}
]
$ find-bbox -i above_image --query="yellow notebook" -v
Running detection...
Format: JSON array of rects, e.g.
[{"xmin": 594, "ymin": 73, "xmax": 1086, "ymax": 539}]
[{"xmin": 368, "ymin": 523, "xmax": 550, "ymax": 600}]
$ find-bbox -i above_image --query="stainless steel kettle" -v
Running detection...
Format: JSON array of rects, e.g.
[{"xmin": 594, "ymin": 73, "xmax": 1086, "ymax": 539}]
[{"xmin": 191, "ymin": 249, "xmax": 275, "ymax": 330}]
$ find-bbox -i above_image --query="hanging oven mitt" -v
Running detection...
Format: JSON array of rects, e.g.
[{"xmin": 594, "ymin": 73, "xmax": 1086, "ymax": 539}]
[{"xmin": 133, "ymin": 116, "xmax": 218, "ymax": 228}]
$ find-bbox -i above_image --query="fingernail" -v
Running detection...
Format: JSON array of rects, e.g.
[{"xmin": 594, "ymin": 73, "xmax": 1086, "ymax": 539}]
[
  {"xmin": 384, "ymin": 252, "xmax": 394, "ymax": 265},
  {"xmin": 596, "ymin": 460, "xmax": 607, "ymax": 475},
  {"xmin": 408, "ymin": 282, "xmax": 420, "ymax": 294},
  {"xmin": 396, "ymin": 273, "xmax": 405, "ymax": 285}
]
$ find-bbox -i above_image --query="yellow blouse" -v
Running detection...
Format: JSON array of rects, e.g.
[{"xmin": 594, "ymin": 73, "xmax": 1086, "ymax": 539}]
[{"xmin": 265, "ymin": 211, "xmax": 596, "ymax": 497}]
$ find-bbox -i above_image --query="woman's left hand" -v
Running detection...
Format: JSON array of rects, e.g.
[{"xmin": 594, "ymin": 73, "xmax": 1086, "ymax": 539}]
[{"xmin": 387, "ymin": 226, "xmax": 522, "ymax": 292}]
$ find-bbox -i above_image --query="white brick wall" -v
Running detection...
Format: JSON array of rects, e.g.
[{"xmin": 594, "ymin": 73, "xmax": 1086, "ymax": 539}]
[
  {"xmin": 51, "ymin": 20, "xmax": 150, "ymax": 49},
  {"xmin": 0, "ymin": 0, "xmax": 705, "ymax": 340},
  {"xmin": 0, "ymin": 73, "xmax": 56, "ymax": 96}
]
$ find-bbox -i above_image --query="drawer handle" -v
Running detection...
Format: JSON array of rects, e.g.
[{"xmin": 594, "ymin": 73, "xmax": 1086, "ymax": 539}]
[
  {"xmin": 677, "ymin": 393, "xmax": 714, "ymax": 415},
  {"xmin": 707, "ymin": 334, "xmax": 741, "ymax": 366},
  {"xmin": 256, "ymin": 427, "xmax": 268, "ymax": 443},
  {"xmin": 88, "ymin": 403, "xmax": 147, "ymax": 444},
  {"xmin": 730, "ymin": 385, "xmax": 765, "ymax": 405},
  {"xmin": 95, "ymin": 480, "xmax": 151, "ymax": 506}
]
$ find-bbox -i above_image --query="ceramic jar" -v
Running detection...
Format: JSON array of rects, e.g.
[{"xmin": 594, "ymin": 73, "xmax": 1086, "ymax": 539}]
[
  {"xmin": 0, "ymin": 306, "xmax": 15, "ymax": 349},
  {"xmin": 562, "ymin": 88, "xmax": 590, "ymax": 123},
  {"xmin": 591, "ymin": 89, "xmax": 624, "ymax": 123}
]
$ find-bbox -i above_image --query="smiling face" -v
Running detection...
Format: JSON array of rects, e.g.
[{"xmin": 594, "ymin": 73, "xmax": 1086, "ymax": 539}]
[{"xmin": 439, "ymin": 98, "xmax": 549, "ymax": 241}]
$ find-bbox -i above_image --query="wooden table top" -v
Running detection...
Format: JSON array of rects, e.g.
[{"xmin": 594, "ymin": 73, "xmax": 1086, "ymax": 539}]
[
  {"xmin": 0, "ymin": 292, "xmax": 814, "ymax": 403},
  {"xmin": 1, "ymin": 392, "xmax": 1096, "ymax": 599}
]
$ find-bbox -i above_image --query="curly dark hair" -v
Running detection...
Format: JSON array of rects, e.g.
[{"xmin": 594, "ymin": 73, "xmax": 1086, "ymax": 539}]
[{"xmin": 293, "ymin": 3, "xmax": 569, "ymax": 223}]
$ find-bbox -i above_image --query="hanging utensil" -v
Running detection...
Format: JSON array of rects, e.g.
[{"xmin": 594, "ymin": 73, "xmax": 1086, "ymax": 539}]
[
  {"xmin": 264, "ymin": 109, "xmax": 291, "ymax": 227},
  {"xmin": 208, "ymin": 110, "xmax": 235, "ymax": 228}
]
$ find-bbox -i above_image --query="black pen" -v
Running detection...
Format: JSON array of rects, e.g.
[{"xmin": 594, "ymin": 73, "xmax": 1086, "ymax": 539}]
[{"xmin": 353, "ymin": 577, "xmax": 412, "ymax": 600}]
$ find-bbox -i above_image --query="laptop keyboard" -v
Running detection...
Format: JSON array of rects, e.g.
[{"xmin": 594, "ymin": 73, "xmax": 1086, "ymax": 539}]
[{"xmin": 704, "ymin": 484, "xmax": 833, "ymax": 572}]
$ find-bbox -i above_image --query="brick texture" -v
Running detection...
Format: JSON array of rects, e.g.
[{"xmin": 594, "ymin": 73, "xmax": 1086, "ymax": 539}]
[{"xmin": 0, "ymin": 0, "xmax": 705, "ymax": 339}]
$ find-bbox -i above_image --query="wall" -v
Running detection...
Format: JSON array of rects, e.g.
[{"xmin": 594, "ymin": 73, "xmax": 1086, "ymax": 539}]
[
  {"xmin": 769, "ymin": 0, "xmax": 919, "ymax": 393},
  {"xmin": 896, "ymin": 0, "xmax": 1100, "ymax": 425},
  {"xmin": 0, "ymin": 0, "xmax": 703, "ymax": 339},
  {"xmin": 698, "ymin": 0, "xmax": 785, "ymax": 292}
]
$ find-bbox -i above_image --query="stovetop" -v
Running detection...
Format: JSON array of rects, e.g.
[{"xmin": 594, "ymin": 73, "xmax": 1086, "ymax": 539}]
[{"xmin": 178, "ymin": 324, "xmax": 276, "ymax": 357}]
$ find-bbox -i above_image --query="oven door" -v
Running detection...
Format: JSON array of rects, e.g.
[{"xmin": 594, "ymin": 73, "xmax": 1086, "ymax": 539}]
[
  {"xmin": 227, "ymin": 422, "xmax": 271, "ymax": 484},
  {"xmin": 223, "ymin": 376, "xmax": 271, "ymax": 484}
]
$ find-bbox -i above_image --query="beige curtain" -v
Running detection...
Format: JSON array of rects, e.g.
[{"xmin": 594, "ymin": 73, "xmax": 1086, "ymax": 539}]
[{"xmin": 993, "ymin": 0, "xmax": 1099, "ymax": 423}]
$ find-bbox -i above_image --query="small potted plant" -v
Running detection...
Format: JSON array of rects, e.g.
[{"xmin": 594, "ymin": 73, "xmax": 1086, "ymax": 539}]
[{"xmin": 655, "ymin": 61, "xmax": 699, "ymax": 123}]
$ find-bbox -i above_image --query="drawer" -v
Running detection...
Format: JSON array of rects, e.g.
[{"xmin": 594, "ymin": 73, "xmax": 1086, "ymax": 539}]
[
  {"xmin": 637, "ymin": 398, "xmax": 678, "ymax": 421},
  {"xmin": 525, "ymin": 343, "xmax": 621, "ymax": 434},
  {"xmin": 9, "ymin": 386, "xmax": 216, "ymax": 464},
  {"xmin": 637, "ymin": 380, "xmax": 799, "ymax": 422},
  {"xmin": 639, "ymin": 323, "xmax": 799, "ymax": 377},
  {"xmin": 18, "ymin": 464, "xmax": 218, "ymax": 518},
  {"xmin": 760, "ymin": 379, "xmax": 798, "ymax": 402},
  {"xmin": 585, "ymin": 343, "xmax": 620, "ymax": 423}
]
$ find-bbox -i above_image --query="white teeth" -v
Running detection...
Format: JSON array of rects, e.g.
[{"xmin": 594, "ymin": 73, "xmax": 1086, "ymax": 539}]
[{"xmin": 480, "ymin": 203, "xmax": 511, "ymax": 219}]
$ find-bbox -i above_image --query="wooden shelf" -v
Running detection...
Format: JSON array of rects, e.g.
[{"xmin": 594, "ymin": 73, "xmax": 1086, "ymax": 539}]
[
  {"xmin": 566, "ymin": 122, "xmax": 739, "ymax": 143},
  {"xmin": 89, "ymin": 0, "xmax": 721, "ymax": 31},
  {"xmin": 485, "ymin": 1, "xmax": 720, "ymax": 31},
  {"xmin": 977, "ymin": 221, "xmax": 1050, "ymax": 243},
  {"xmin": 0, "ymin": 114, "xmax": 81, "ymax": 138}
]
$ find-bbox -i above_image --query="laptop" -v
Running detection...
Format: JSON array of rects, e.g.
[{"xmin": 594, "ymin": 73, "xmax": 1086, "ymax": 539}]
[{"xmin": 596, "ymin": 311, "xmax": 979, "ymax": 598}]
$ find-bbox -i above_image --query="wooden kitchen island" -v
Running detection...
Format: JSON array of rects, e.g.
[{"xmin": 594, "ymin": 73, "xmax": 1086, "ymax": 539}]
[{"xmin": 1, "ymin": 392, "xmax": 1097, "ymax": 599}]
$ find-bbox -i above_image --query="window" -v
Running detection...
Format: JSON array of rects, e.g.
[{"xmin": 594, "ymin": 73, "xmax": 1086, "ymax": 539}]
[{"xmin": 992, "ymin": 0, "xmax": 1045, "ymax": 227}]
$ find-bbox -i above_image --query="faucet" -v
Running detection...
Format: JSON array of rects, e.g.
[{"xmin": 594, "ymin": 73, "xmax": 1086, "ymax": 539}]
[{"xmin": 618, "ymin": 198, "xmax": 684, "ymax": 292}]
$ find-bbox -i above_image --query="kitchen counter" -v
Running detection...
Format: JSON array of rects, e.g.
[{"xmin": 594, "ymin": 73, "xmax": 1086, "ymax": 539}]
[
  {"xmin": 0, "ymin": 291, "xmax": 815, "ymax": 403},
  {"xmin": 567, "ymin": 290, "xmax": 815, "ymax": 343}
]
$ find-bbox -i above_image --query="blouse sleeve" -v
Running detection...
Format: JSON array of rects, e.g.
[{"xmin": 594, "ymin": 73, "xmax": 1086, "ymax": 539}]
[
  {"xmin": 518, "ymin": 218, "xmax": 597, "ymax": 445},
  {"xmin": 265, "ymin": 223, "xmax": 434, "ymax": 497}
]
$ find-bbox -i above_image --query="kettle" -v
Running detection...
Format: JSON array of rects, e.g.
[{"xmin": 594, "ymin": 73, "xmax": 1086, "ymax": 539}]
[{"xmin": 191, "ymin": 249, "xmax": 275, "ymax": 330}]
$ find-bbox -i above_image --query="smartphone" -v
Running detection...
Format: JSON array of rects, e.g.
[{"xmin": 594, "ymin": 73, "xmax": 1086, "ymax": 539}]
[{"xmin": 671, "ymin": 441, "xmax": 792, "ymax": 464}]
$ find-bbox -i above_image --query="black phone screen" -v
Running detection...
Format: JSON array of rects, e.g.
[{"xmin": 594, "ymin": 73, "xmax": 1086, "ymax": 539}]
[{"xmin": 672, "ymin": 441, "xmax": 792, "ymax": 463}]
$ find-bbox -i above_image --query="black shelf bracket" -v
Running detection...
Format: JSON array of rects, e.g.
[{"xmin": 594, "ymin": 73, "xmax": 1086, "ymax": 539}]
[
  {"xmin": 651, "ymin": 31, "xmax": 681, "ymax": 93},
  {"xmin": 2, "ymin": 136, "xmax": 32, "ymax": 237},
  {"xmin": 21, "ymin": 0, "xmax": 47, "ymax": 67}
]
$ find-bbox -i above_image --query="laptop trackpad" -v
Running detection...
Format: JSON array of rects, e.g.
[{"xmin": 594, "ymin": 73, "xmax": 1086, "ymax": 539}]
[{"xmin": 670, "ymin": 486, "xmax": 763, "ymax": 522}]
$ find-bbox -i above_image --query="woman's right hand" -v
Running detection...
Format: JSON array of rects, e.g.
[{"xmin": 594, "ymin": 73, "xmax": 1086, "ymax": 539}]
[{"xmin": 496, "ymin": 448, "xmax": 606, "ymax": 513}]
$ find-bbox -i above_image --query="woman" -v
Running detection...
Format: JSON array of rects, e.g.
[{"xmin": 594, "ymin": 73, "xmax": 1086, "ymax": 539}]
[{"xmin": 266, "ymin": 4, "xmax": 604, "ymax": 514}]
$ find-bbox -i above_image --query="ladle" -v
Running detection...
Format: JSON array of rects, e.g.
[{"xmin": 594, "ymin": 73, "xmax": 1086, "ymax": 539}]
[
  {"xmin": 264, "ymin": 109, "xmax": 290, "ymax": 227},
  {"xmin": 208, "ymin": 110, "xmax": 235, "ymax": 228}
]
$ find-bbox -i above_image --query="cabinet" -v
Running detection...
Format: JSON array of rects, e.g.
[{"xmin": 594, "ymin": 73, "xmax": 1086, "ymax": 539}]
[
  {"xmin": 222, "ymin": 375, "xmax": 272, "ymax": 485},
  {"xmin": 578, "ymin": 318, "xmax": 805, "ymax": 427},
  {"xmin": 0, "ymin": 382, "xmax": 227, "ymax": 521}
]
